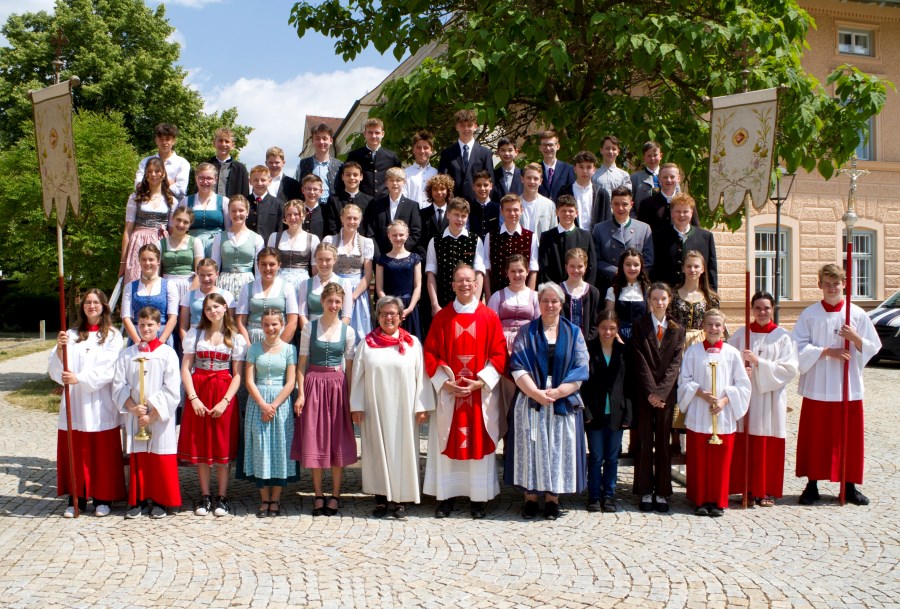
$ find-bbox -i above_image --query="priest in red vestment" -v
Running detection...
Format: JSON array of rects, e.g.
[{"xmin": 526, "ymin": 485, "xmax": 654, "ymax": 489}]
[{"xmin": 423, "ymin": 263, "xmax": 508, "ymax": 519}]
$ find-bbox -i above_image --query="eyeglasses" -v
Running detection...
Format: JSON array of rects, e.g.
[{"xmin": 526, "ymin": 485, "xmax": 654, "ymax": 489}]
[{"xmin": 379, "ymin": 312, "xmax": 400, "ymax": 318}]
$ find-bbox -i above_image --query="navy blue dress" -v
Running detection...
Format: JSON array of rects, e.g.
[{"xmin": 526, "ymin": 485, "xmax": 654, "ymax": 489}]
[{"xmin": 376, "ymin": 253, "xmax": 423, "ymax": 340}]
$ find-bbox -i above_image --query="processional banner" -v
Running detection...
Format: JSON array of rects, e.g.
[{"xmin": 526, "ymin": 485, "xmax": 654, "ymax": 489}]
[
  {"xmin": 708, "ymin": 88, "xmax": 778, "ymax": 215},
  {"xmin": 31, "ymin": 80, "xmax": 80, "ymax": 224}
]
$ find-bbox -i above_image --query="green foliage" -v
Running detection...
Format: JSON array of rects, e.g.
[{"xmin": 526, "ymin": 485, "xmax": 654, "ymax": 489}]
[
  {"xmin": 0, "ymin": 0, "xmax": 251, "ymax": 165},
  {"xmin": 0, "ymin": 111, "xmax": 137, "ymax": 309},
  {"xmin": 290, "ymin": 0, "xmax": 890, "ymax": 230}
]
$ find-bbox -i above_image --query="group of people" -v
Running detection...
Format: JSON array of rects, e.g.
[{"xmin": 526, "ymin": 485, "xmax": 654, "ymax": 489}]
[{"xmin": 49, "ymin": 114, "xmax": 881, "ymax": 520}]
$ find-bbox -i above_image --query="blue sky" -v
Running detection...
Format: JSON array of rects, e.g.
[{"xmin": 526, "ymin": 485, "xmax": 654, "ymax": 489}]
[{"xmin": 1, "ymin": 0, "xmax": 401, "ymax": 169}]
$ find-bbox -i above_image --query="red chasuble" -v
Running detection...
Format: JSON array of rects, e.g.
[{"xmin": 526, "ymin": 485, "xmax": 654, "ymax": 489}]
[{"xmin": 424, "ymin": 303, "xmax": 507, "ymax": 460}]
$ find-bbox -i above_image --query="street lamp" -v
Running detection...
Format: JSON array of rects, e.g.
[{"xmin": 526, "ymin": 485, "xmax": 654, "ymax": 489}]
[{"xmin": 769, "ymin": 167, "xmax": 795, "ymax": 324}]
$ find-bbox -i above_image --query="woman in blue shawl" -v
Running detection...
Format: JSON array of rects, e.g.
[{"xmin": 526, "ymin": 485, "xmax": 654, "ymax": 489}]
[{"xmin": 504, "ymin": 281, "xmax": 590, "ymax": 520}]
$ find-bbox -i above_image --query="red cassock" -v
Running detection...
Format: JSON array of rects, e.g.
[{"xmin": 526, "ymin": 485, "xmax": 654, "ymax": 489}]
[
  {"xmin": 796, "ymin": 398, "xmax": 865, "ymax": 484},
  {"xmin": 687, "ymin": 431, "xmax": 735, "ymax": 509},
  {"xmin": 424, "ymin": 304, "xmax": 507, "ymax": 461},
  {"xmin": 729, "ymin": 434, "xmax": 786, "ymax": 498}
]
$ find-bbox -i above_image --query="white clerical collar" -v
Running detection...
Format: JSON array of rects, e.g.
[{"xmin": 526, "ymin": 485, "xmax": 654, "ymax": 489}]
[{"xmin": 453, "ymin": 298, "xmax": 479, "ymax": 313}]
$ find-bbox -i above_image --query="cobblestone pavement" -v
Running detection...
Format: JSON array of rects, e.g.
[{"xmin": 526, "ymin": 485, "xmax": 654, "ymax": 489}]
[{"xmin": 0, "ymin": 350, "xmax": 897, "ymax": 608}]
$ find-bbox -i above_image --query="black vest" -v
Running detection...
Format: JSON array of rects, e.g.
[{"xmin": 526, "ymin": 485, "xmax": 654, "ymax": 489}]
[{"xmin": 435, "ymin": 234, "xmax": 479, "ymax": 306}]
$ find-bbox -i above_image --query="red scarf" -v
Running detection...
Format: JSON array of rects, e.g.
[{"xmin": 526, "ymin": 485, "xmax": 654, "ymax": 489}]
[
  {"xmin": 821, "ymin": 299, "xmax": 845, "ymax": 313},
  {"xmin": 139, "ymin": 338, "xmax": 163, "ymax": 352},
  {"xmin": 87, "ymin": 324, "xmax": 100, "ymax": 332},
  {"xmin": 702, "ymin": 339, "xmax": 724, "ymax": 352},
  {"xmin": 749, "ymin": 321, "xmax": 778, "ymax": 334},
  {"xmin": 365, "ymin": 327, "xmax": 414, "ymax": 354}
]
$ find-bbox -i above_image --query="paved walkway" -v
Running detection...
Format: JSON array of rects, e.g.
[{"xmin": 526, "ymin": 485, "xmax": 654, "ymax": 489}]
[{"xmin": 0, "ymin": 350, "xmax": 897, "ymax": 608}]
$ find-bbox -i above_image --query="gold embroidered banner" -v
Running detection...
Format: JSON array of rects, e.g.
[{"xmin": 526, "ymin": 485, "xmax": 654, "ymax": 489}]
[
  {"xmin": 708, "ymin": 88, "xmax": 778, "ymax": 215},
  {"xmin": 30, "ymin": 79, "xmax": 80, "ymax": 225}
]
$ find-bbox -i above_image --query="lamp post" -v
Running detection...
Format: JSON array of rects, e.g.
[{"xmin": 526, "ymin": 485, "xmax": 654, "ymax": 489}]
[{"xmin": 769, "ymin": 167, "xmax": 795, "ymax": 324}]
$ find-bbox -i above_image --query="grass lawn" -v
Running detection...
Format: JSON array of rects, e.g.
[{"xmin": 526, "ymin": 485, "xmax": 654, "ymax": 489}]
[
  {"xmin": 0, "ymin": 339, "xmax": 55, "ymax": 364},
  {"xmin": 7, "ymin": 378, "xmax": 60, "ymax": 414}
]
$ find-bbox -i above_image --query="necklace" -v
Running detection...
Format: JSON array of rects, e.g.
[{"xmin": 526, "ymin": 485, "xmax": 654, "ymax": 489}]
[{"xmin": 264, "ymin": 335, "xmax": 281, "ymax": 348}]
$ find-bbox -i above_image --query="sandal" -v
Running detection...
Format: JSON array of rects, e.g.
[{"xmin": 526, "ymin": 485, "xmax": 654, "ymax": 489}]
[
  {"xmin": 256, "ymin": 501, "xmax": 271, "ymax": 519},
  {"xmin": 312, "ymin": 496, "xmax": 326, "ymax": 516},
  {"xmin": 268, "ymin": 501, "xmax": 281, "ymax": 517},
  {"xmin": 759, "ymin": 496, "xmax": 776, "ymax": 507},
  {"xmin": 325, "ymin": 496, "xmax": 341, "ymax": 516}
]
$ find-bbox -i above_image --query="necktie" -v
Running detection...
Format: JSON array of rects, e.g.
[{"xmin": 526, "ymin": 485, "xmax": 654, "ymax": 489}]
[
  {"xmin": 462, "ymin": 144, "xmax": 469, "ymax": 170},
  {"xmin": 370, "ymin": 149, "xmax": 377, "ymax": 165},
  {"xmin": 256, "ymin": 196, "xmax": 262, "ymax": 203},
  {"xmin": 657, "ymin": 325, "xmax": 664, "ymax": 342},
  {"xmin": 505, "ymin": 171, "xmax": 513, "ymax": 190},
  {"xmin": 547, "ymin": 166, "xmax": 555, "ymax": 187},
  {"xmin": 436, "ymin": 208, "xmax": 443, "ymax": 226}
]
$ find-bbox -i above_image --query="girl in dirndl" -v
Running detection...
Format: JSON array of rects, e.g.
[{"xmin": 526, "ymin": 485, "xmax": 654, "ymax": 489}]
[
  {"xmin": 292, "ymin": 282, "xmax": 358, "ymax": 516},
  {"xmin": 323, "ymin": 204, "xmax": 373, "ymax": 344},
  {"xmin": 178, "ymin": 292, "xmax": 246, "ymax": 518},
  {"xmin": 212, "ymin": 195, "xmax": 264, "ymax": 301}
]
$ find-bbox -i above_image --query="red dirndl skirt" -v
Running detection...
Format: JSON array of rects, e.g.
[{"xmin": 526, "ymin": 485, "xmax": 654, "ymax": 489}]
[{"xmin": 177, "ymin": 368, "xmax": 240, "ymax": 465}]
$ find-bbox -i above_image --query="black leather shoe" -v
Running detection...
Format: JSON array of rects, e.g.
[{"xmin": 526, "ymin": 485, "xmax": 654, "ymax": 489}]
[
  {"xmin": 639, "ymin": 495, "xmax": 654, "ymax": 512},
  {"xmin": 522, "ymin": 500, "xmax": 539, "ymax": 519},
  {"xmin": 653, "ymin": 496, "xmax": 670, "ymax": 513},
  {"xmin": 543, "ymin": 501, "xmax": 560, "ymax": 520},
  {"xmin": 434, "ymin": 499, "xmax": 454, "ymax": 518},
  {"xmin": 393, "ymin": 503, "xmax": 408, "ymax": 519},
  {"xmin": 846, "ymin": 484, "xmax": 870, "ymax": 506},
  {"xmin": 694, "ymin": 504, "xmax": 709, "ymax": 516},
  {"xmin": 372, "ymin": 504, "xmax": 388, "ymax": 518},
  {"xmin": 709, "ymin": 506, "xmax": 724, "ymax": 517},
  {"xmin": 799, "ymin": 482, "xmax": 820, "ymax": 505},
  {"xmin": 601, "ymin": 498, "xmax": 617, "ymax": 513},
  {"xmin": 470, "ymin": 501, "xmax": 486, "ymax": 519},
  {"xmin": 586, "ymin": 499, "xmax": 602, "ymax": 512}
]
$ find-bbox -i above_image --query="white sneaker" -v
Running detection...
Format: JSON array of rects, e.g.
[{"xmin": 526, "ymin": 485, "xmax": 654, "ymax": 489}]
[
  {"xmin": 125, "ymin": 505, "xmax": 144, "ymax": 519},
  {"xmin": 95, "ymin": 504, "xmax": 111, "ymax": 517},
  {"xmin": 150, "ymin": 505, "xmax": 167, "ymax": 519},
  {"xmin": 63, "ymin": 506, "xmax": 76, "ymax": 518}
]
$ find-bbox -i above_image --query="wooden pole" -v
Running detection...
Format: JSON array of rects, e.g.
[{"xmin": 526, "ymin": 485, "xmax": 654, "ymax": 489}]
[
  {"xmin": 839, "ymin": 241, "xmax": 853, "ymax": 506},
  {"xmin": 743, "ymin": 198, "xmax": 751, "ymax": 509},
  {"xmin": 58, "ymin": 224, "xmax": 79, "ymax": 517}
]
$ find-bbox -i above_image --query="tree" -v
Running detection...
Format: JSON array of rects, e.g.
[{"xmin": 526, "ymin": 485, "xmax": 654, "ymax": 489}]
[
  {"xmin": 289, "ymin": 0, "xmax": 890, "ymax": 226},
  {"xmin": 0, "ymin": 0, "xmax": 250, "ymax": 164},
  {"xmin": 0, "ymin": 110, "xmax": 138, "ymax": 316}
]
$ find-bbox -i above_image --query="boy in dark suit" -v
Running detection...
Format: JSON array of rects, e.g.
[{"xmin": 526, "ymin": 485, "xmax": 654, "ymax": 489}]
[
  {"xmin": 296, "ymin": 122, "xmax": 342, "ymax": 205},
  {"xmin": 638, "ymin": 163, "xmax": 698, "ymax": 234},
  {"xmin": 326, "ymin": 161, "xmax": 372, "ymax": 236},
  {"xmin": 630, "ymin": 141, "xmax": 663, "ymax": 213},
  {"xmin": 468, "ymin": 170, "xmax": 501, "ymax": 239},
  {"xmin": 492, "ymin": 136, "xmax": 523, "ymax": 201},
  {"xmin": 538, "ymin": 194, "xmax": 597, "ymax": 285},
  {"xmin": 300, "ymin": 174, "xmax": 327, "ymax": 240},
  {"xmin": 246, "ymin": 165, "xmax": 281, "ymax": 245},
  {"xmin": 209, "ymin": 127, "xmax": 250, "ymax": 199},
  {"xmin": 558, "ymin": 150, "xmax": 610, "ymax": 233},
  {"xmin": 537, "ymin": 129, "xmax": 575, "ymax": 202},
  {"xmin": 266, "ymin": 146, "xmax": 302, "ymax": 202},
  {"xmin": 362, "ymin": 167, "xmax": 422, "ymax": 257},
  {"xmin": 438, "ymin": 109, "xmax": 493, "ymax": 202},
  {"xmin": 342, "ymin": 118, "xmax": 401, "ymax": 199}
]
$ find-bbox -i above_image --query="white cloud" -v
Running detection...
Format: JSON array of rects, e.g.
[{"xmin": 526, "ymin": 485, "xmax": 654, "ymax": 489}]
[
  {"xmin": 155, "ymin": 0, "xmax": 223, "ymax": 7},
  {"xmin": 167, "ymin": 27, "xmax": 187, "ymax": 53},
  {"xmin": 201, "ymin": 67, "xmax": 390, "ymax": 171}
]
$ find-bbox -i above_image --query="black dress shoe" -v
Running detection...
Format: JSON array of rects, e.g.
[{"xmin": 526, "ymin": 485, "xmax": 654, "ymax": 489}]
[
  {"xmin": 694, "ymin": 504, "xmax": 709, "ymax": 516},
  {"xmin": 470, "ymin": 501, "xmax": 486, "ymax": 519},
  {"xmin": 639, "ymin": 495, "xmax": 654, "ymax": 512},
  {"xmin": 543, "ymin": 501, "xmax": 560, "ymax": 520},
  {"xmin": 846, "ymin": 484, "xmax": 870, "ymax": 506},
  {"xmin": 709, "ymin": 506, "xmax": 725, "ymax": 517},
  {"xmin": 601, "ymin": 498, "xmax": 617, "ymax": 513},
  {"xmin": 393, "ymin": 503, "xmax": 408, "ymax": 519},
  {"xmin": 586, "ymin": 499, "xmax": 602, "ymax": 513},
  {"xmin": 522, "ymin": 500, "xmax": 540, "ymax": 519},
  {"xmin": 653, "ymin": 496, "xmax": 670, "ymax": 513},
  {"xmin": 799, "ymin": 484, "xmax": 820, "ymax": 506},
  {"xmin": 434, "ymin": 499, "xmax": 454, "ymax": 518},
  {"xmin": 372, "ymin": 504, "xmax": 388, "ymax": 518}
]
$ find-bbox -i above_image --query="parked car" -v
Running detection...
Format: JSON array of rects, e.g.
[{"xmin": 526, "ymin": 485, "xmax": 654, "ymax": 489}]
[{"xmin": 868, "ymin": 290, "xmax": 900, "ymax": 363}]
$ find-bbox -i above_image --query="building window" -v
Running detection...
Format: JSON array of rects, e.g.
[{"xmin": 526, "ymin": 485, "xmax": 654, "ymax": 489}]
[
  {"xmin": 842, "ymin": 229, "xmax": 875, "ymax": 299},
  {"xmin": 856, "ymin": 115, "xmax": 874, "ymax": 161},
  {"xmin": 755, "ymin": 227, "xmax": 790, "ymax": 300},
  {"xmin": 838, "ymin": 28, "xmax": 873, "ymax": 57}
]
